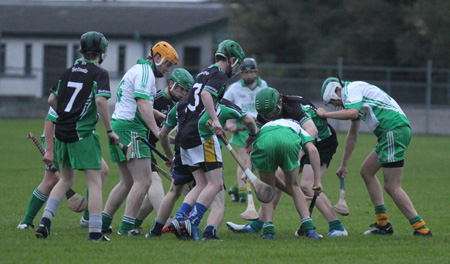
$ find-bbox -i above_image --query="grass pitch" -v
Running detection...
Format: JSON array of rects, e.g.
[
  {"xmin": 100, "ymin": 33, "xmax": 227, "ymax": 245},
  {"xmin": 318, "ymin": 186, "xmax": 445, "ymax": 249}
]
[{"xmin": 0, "ymin": 119, "xmax": 449, "ymax": 264}]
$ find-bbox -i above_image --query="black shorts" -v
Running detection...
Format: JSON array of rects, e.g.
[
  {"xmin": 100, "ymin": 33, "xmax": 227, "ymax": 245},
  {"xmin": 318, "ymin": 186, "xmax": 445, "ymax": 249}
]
[
  {"xmin": 189, "ymin": 161, "xmax": 223, "ymax": 173},
  {"xmin": 301, "ymin": 125, "xmax": 338, "ymax": 168},
  {"xmin": 172, "ymin": 164, "xmax": 195, "ymax": 186}
]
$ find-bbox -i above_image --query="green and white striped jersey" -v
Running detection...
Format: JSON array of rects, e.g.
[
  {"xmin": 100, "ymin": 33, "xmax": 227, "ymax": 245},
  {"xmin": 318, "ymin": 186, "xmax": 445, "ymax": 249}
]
[
  {"xmin": 112, "ymin": 59, "xmax": 157, "ymax": 132},
  {"xmin": 342, "ymin": 81, "xmax": 410, "ymax": 137}
]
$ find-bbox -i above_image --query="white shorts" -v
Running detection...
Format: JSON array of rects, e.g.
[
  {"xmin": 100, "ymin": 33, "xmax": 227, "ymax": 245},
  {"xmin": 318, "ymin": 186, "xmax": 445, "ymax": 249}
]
[{"xmin": 180, "ymin": 135, "xmax": 222, "ymax": 166}]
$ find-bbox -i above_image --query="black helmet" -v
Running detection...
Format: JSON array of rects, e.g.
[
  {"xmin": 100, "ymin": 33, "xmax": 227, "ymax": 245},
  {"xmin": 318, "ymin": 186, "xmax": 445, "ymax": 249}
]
[
  {"xmin": 80, "ymin": 31, "xmax": 108, "ymax": 54},
  {"xmin": 241, "ymin": 58, "xmax": 257, "ymax": 72}
]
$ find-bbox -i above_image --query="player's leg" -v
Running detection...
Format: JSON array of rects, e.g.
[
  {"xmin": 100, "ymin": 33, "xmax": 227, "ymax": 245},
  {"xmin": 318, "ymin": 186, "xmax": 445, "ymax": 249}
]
[
  {"xmin": 258, "ymin": 170, "xmax": 275, "ymax": 239},
  {"xmin": 102, "ymin": 162, "xmax": 134, "ymax": 233},
  {"xmin": 202, "ymin": 188, "xmax": 225, "ymax": 240},
  {"xmin": 81, "ymin": 158, "xmax": 108, "ymax": 228},
  {"xmin": 383, "ymin": 167, "xmax": 431, "ymax": 236},
  {"xmin": 235, "ymin": 147, "xmax": 250, "ymax": 202},
  {"xmin": 226, "ymin": 168, "xmax": 285, "ymax": 234},
  {"xmin": 360, "ymin": 151, "xmax": 394, "ymax": 235},
  {"xmin": 300, "ymin": 164, "xmax": 346, "ymax": 236},
  {"xmin": 147, "ymin": 183, "xmax": 185, "ymax": 237},
  {"xmin": 36, "ymin": 166, "xmax": 75, "ymax": 239},
  {"xmin": 118, "ymin": 158, "xmax": 152, "ymax": 235},
  {"xmin": 19, "ymin": 170, "xmax": 58, "ymax": 229},
  {"xmin": 136, "ymin": 171, "xmax": 164, "ymax": 229},
  {"xmin": 184, "ymin": 167, "xmax": 223, "ymax": 240},
  {"xmin": 85, "ymin": 169, "xmax": 103, "ymax": 240}
]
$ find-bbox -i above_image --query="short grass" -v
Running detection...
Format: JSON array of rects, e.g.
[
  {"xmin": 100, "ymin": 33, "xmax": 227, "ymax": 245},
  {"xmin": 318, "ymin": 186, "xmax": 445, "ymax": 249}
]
[{"xmin": 0, "ymin": 119, "xmax": 449, "ymax": 264}]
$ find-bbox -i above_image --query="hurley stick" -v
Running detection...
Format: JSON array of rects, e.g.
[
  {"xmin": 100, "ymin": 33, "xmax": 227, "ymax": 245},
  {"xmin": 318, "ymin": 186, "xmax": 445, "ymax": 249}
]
[
  {"xmin": 333, "ymin": 177, "xmax": 350, "ymax": 216},
  {"xmin": 207, "ymin": 121, "xmax": 274, "ymax": 203},
  {"xmin": 239, "ymin": 179, "xmax": 260, "ymax": 221},
  {"xmin": 27, "ymin": 132, "xmax": 87, "ymax": 212}
]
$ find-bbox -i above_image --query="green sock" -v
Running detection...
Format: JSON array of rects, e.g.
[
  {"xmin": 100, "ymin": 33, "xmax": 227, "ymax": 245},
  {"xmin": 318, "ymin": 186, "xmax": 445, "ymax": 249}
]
[
  {"xmin": 21, "ymin": 188, "xmax": 48, "ymax": 225},
  {"xmin": 301, "ymin": 217, "xmax": 314, "ymax": 232},
  {"xmin": 409, "ymin": 215, "xmax": 430, "ymax": 233},
  {"xmin": 375, "ymin": 204, "xmax": 387, "ymax": 214},
  {"xmin": 238, "ymin": 191, "xmax": 247, "ymax": 199},
  {"xmin": 102, "ymin": 211, "xmax": 113, "ymax": 232},
  {"xmin": 82, "ymin": 189, "xmax": 89, "ymax": 220},
  {"xmin": 119, "ymin": 215, "xmax": 136, "ymax": 233},
  {"xmin": 262, "ymin": 222, "xmax": 275, "ymax": 235},
  {"xmin": 329, "ymin": 220, "xmax": 344, "ymax": 231},
  {"xmin": 135, "ymin": 218, "xmax": 143, "ymax": 228},
  {"xmin": 375, "ymin": 204, "xmax": 389, "ymax": 226},
  {"xmin": 249, "ymin": 219, "xmax": 264, "ymax": 232}
]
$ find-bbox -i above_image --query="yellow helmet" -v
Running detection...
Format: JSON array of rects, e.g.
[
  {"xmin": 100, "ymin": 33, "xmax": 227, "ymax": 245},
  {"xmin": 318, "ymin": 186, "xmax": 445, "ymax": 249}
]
[{"xmin": 151, "ymin": 41, "xmax": 179, "ymax": 65}]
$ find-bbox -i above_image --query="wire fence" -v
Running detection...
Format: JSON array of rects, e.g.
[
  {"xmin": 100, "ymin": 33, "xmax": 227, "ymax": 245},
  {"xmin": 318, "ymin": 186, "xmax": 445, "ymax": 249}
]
[{"xmin": 1, "ymin": 58, "xmax": 449, "ymax": 134}]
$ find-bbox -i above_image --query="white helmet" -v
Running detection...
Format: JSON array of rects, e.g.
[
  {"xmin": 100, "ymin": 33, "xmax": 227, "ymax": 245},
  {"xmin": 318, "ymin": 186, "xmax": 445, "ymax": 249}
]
[{"xmin": 321, "ymin": 77, "xmax": 342, "ymax": 105}]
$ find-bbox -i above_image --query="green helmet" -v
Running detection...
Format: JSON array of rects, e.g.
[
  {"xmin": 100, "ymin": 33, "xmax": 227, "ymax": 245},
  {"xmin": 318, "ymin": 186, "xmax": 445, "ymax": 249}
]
[
  {"xmin": 255, "ymin": 87, "xmax": 280, "ymax": 115},
  {"xmin": 168, "ymin": 68, "xmax": 194, "ymax": 91},
  {"xmin": 215, "ymin": 40, "xmax": 245, "ymax": 76},
  {"xmin": 80, "ymin": 31, "xmax": 108, "ymax": 54},
  {"xmin": 321, "ymin": 77, "xmax": 342, "ymax": 104}
]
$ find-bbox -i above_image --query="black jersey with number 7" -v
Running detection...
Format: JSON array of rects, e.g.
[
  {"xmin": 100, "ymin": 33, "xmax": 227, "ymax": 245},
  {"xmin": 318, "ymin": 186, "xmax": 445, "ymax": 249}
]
[{"xmin": 52, "ymin": 59, "xmax": 111, "ymax": 143}]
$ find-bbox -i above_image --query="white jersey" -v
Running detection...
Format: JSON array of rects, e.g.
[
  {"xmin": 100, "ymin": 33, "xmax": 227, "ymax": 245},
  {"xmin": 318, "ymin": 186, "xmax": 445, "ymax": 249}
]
[
  {"xmin": 112, "ymin": 59, "xmax": 156, "ymax": 130},
  {"xmin": 342, "ymin": 81, "xmax": 410, "ymax": 136},
  {"xmin": 261, "ymin": 118, "xmax": 309, "ymax": 137},
  {"xmin": 224, "ymin": 77, "xmax": 267, "ymax": 119}
]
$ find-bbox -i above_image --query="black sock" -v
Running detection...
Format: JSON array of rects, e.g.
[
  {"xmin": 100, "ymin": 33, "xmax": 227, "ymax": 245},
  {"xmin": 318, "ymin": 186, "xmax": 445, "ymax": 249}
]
[
  {"xmin": 151, "ymin": 221, "xmax": 165, "ymax": 235},
  {"xmin": 40, "ymin": 217, "xmax": 51, "ymax": 228},
  {"xmin": 89, "ymin": 232, "xmax": 102, "ymax": 240}
]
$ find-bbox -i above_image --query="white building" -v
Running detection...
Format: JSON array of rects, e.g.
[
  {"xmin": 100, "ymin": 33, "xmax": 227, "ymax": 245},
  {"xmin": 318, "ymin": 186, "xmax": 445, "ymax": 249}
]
[{"xmin": 0, "ymin": 0, "xmax": 229, "ymax": 117}]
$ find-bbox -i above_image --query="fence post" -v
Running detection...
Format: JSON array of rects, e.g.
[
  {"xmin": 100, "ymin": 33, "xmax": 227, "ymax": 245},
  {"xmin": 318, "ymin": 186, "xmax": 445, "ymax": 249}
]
[
  {"xmin": 336, "ymin": 57, "xmax": 344, "ymax": 131},
  {"xmin": 425, "ymin": 60, "xmax": 432, "ymax": 134}
]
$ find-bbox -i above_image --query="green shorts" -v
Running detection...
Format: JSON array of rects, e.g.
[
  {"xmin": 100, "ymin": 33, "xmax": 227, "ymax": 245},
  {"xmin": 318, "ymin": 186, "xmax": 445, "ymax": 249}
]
[
  {"xmin": 55, "ymin": 132, "xmax": 102, "ymax": 170},
  {"xmin": 109, "ymin": 130, "xmax": 151, "ymax": 163},
  {"xmin": 251, "ymin": 127, "xmax": 300, "ymax": 172},
  {"xmin": 42, "ymin": 138, "xmax": 60, "ymax": 172},
  {"xmin": 230, "ymin": 129, "xmax": 248, "ymax": 148},
  {"xmin": 375, "ymin": 126, "xmax": 411, "ymax": 165}
]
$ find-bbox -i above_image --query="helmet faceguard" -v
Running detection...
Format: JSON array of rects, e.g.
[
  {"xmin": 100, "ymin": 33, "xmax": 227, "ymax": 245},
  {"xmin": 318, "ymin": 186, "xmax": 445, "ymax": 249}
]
[
  {"xmin": 321, "ymin": 77, "xmax": 342, "ymax": 105},
  {"xmin": 168, "ymin": 68, "xmax": 194, "ymax": 102},
  {"xmin": 215, "ymin": 40, "xmax": 245, "ymax": 78},
  {"xmin": 151, "ymin": 41, "xmax": 179, "ymax": 77},
  {"xmin": 255, "ymin": 87, "xmax": 280, "ymax": 115}
]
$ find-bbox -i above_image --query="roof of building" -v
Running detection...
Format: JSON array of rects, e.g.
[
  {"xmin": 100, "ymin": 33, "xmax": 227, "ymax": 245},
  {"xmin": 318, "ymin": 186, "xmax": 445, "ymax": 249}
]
[{"xmin": 0, "ymin": 1, "xmax": 228, "ymax": 39}]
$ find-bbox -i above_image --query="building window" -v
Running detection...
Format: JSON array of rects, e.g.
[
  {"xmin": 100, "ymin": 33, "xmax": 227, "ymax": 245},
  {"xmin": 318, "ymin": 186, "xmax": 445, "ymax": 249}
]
[
  {"xmin": 0, "ymin": 44, "xmax": 5, "ymax": 74},
  {"xmin": 184, "ymin": 46, "xmax": 200, "ymax": 74},
  {"xmin": 118, "ymin": 45, "xmax": 126, "ymax": 75},
  {"xmin": 25, "ymin": 44, "xmax": 32, "ymax": 75},
  {"xmin": 73, "ymin": 44, "xmax": 81, "ymax": 63}
]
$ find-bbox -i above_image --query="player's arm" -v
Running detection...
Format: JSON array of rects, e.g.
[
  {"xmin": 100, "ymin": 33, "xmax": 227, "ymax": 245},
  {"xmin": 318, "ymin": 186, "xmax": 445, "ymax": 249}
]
[
  {"xmin": 225, "ymin": 119, "xmax": 238, "ymax": 132},
  {"xmin": 317, "ymin": 107, "xmax": 359, "ymax": 120},
  {"xmin": 153, "ymin": 109, "xmax": 166, "ymax": 123},
  {"xmin": 336, "ymin": 120, "xmax": 360, "ymax": 178},
  {"xmin": 43, "ymin": 120, "xmax": 55, "ymax": 167},
  {"xmin": 201, "ymin": 90, "xmax": 224, "ymax": 137},
  {"xmin": 48, "ymin": 93, "xmax": 57, "ymax": 111},
  {"xmin": 159, "ymin": 125, "xmax": 174, "ymax": 168},
  {"xmin": 241, "ymin": 115, "xmax": 258, "ymax": 153},
  {"xmin": 137, "ymin": 98, "xmax": 160, "ymax": 140},
  {"xmin": 301, "ymin": 119, "xmax": 318, "ymax": 140},
  {"xmin": 304, "ymin": 141, "xmax": 323, "ymax": 195},
  {"xmin": 96, "ymin": 96, "xmax": 119, "ymax": 145},
  {"xmin": 159, "ymin": 106, "xmax": 177, "ymax": 167}
]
